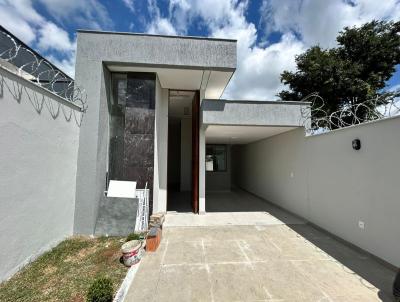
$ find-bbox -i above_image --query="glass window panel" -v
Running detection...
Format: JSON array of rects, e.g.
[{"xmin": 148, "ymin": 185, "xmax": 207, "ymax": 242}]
[{"xmin": 206, "ymin": 145, "xmax": 227, "ymax": 172}]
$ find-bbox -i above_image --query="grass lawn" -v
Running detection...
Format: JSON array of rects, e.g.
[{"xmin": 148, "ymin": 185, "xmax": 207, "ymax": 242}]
[{"xmin": 0, "ymin": 236, "xmax": 129, "ymax": 302}]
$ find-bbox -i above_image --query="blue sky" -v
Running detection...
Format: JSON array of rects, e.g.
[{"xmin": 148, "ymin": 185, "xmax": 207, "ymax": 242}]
[{"xmin": 0, "ymin": 0, "xmax": 399, "ymax": 100}]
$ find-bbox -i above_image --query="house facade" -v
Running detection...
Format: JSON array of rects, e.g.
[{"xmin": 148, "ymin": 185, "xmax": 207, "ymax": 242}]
[
  {"xmin": 1, "ymin": 26, "xmax": 400, "ymax": 282},
  {"xmin": 73, "ymin": 30, "xmax": 309, "ymax": 235}
]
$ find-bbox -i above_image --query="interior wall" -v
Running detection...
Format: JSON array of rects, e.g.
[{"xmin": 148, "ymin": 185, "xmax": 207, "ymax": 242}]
[
  {"xmin": 180, "ymin": 118, "xmax": 192, "ymax": 191},
  {"xmin": 0, "ymin": 67, "xmax": 81, "ymax": 281},
  {"xmin": 167, "ymin": 119, "xmax": 181, "ymax": 190},
  {"xmin": 232, "ymin": 117, "xmax": 400, "ymax": 267},
  {"xmin": 206, "ymin": 145, "xmax": 232, "ymax": 191}
]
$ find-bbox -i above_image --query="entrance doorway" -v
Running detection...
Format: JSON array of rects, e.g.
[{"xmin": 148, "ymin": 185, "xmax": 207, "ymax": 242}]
[{"xmin": 167, "ymin": 90, "xmax": 199, "ymax": 212}]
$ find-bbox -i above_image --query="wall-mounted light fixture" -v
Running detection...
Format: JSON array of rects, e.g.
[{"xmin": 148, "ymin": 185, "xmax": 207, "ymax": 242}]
[{"xmin": 352, "ymin": 138, "xmax": 361, "ymax": 150}]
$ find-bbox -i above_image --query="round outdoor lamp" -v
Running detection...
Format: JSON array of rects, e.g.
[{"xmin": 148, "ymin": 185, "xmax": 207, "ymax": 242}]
[{"xmin": 352, "ymin": 138, "xmax": 361, "ymax": 150}]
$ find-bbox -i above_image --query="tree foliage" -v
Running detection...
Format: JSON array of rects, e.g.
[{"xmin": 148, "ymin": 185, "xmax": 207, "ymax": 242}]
[{"xmin": 279, "ymin": 20, "xmax": 400, "ymax": 126}]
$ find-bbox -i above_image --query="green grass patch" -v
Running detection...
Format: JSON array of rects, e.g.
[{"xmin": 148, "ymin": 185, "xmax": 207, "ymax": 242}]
[{"xmin": 0, "ymin": 236, "xmax": 128, "ymax": 302}]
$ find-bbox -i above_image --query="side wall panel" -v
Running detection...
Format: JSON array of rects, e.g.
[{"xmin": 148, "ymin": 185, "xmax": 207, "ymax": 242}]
[
  {"xmin": 73, "ymin": 57, "xmax": 103, "ymax": 234},
  {"xmin": 153, "ymin": 76, "xmax": 168, "ymax": 213},
  {"xmin": 0, "ymin": 68, "xmax": 80, "ymax": 281},
  {"xmin": 233, "ymin": 117, "xmax": 400, "ymax": 266}
]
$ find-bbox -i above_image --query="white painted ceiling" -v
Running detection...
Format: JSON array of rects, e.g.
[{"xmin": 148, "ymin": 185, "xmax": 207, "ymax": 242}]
[
  {"xmin": 107, "ymin": 65, "xmax": 233, "ymax": 99},
  {"xmin": 205, "ymin": 125, "xmax": 297, "ymax": 144},
  {"xmin": 204, "ymin": 71, "xmax": 233, "ymax": 99},
  {"xmin": 169, "ymin": 90, "xmax": 194, "ymax": 118}
]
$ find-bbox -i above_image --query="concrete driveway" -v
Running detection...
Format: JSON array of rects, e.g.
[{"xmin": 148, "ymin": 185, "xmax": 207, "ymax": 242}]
[{"xmin": 125, "ymin": 195, "xmax": 395, "ymax": 301}]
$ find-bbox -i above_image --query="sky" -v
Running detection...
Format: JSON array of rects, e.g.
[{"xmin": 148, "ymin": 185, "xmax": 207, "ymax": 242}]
[{"xmin": 0, "ymin": 0, "xmax": 399, "ymax": 100}]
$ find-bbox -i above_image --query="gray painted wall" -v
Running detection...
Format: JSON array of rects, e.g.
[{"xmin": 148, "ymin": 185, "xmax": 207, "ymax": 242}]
[
  {"xmin": 0, "ymin": 67, "xmax": 81, "ymax": 281},
  {"xmin": 74, "ymin": 60, "xmax": 109, "ymax": 234},
  {"xmin": 76, "ymin": 31, "xmax": 236, "ymax": 70},
  {"xmin": 232, "ymin": 117, "xmax": 400, "ymax": 266}
]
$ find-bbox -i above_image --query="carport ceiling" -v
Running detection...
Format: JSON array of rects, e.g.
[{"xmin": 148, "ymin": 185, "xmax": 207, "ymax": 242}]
[{"xmin": 205, "ymin": 125, "xmax": 297, "ymax": 144}]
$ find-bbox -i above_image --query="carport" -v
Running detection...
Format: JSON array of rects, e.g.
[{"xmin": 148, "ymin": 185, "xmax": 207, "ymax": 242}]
[{"xmin": 200, "ymin": 99, "xmax": 310, "ymax": 213}]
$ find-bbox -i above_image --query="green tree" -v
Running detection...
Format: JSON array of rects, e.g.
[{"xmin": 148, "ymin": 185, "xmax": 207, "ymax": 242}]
[{"xmin": 279, "ymin": 20, "xmax": 400, "ymax": 128}]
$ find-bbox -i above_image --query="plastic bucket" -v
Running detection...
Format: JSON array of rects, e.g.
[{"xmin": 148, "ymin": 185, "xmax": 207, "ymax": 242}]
[{"xmin": 121, "ymin": 240, "xmax": 143, "ymax": 266}]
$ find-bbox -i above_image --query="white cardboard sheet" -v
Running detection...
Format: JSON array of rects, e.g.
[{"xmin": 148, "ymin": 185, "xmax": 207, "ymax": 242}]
[{"xmin": 107, "ymin": 180, "xmax": 137, "ymax": 198}]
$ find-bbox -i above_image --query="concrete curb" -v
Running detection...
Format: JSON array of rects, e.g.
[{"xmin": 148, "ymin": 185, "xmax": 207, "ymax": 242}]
[{"xmin": 113, "ymin": 262, "xmax": 141, "ymax": 302}]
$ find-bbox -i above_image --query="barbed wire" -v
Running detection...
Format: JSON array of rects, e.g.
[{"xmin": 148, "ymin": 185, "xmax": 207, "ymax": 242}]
[
  {"xmin": 299, "ymin": 92, "xmax": 400, "ymax": 135},
  {"xmin": 0, "ymin": 26, "xmax": 87, "ymax": 112}
]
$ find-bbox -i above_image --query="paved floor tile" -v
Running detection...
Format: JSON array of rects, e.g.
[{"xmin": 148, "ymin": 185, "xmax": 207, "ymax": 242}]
[
  {"xmin": 292, "ymin": 259, "xmax": 381, "ymax": 300},
  {"xmin": 125, "ymin": 190, "xmax": 395, "ymax": 302},
  {"xmin": 154, "ymin": 265, "xmax": 212, "ymax": 302},
  {"xmin": 163, "ymin": 240, "xmax": 205, "ymax": 265},
  {"xmin": 238, "ymin": 239, "xmax": 282, "ymax": 261},
  {"xmin": 209, "ymin": 263, "xmax": 268, "ymax": 302},
  {"xmin": 255, "ymin": 260, "xmax": 327, "ymax": 301},
  {"xmin": 203, "ymin": 240, "xmax": 247, "ymax": 264}
]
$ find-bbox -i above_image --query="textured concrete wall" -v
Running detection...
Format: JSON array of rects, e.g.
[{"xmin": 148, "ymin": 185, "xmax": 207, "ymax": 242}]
[
  {"xmin": 206, "ymin": 145, "xmax": 231, "ymax": 191},
  {"xmin": 232, "ymin": 116, "xmax": 400, "ymax": 266},
  {"xmin": 77, "ymin": 31, "xmax": 236, "ymax": 70},
  {"xmin": 0, "ymin": 67, "xmax": 81, "ymax": 281},
  {"xmin": 202, "ymin": 100, "xmax": 310, "ymax": 127}
]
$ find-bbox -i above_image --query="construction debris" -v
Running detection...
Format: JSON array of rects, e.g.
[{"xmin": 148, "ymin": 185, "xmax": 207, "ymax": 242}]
[
  {"xmin": 149, "ymin": 213, "xmax": 165, "ymax": 229},
  {"xmin": 146, "ymin": 227, "xmax": 162, "ymax": 252}
]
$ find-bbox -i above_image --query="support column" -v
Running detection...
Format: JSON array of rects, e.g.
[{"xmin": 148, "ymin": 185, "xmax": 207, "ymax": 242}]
[{"xmin": 199, "ymin": 89, "xmax": 206, "ymax": 214}]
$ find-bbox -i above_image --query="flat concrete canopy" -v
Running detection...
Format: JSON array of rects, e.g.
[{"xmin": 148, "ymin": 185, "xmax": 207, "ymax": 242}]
[
  {"xmin": 202, "ymin": 99, "xmax": 310, "ymax": 144},
  {"xmin": 77, "ymin": 30, "xmax": 237, "ymax": 99}
]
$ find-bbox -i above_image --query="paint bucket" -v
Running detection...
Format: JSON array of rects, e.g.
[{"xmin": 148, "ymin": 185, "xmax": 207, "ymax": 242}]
[{"xmin": 121, "ymin": 240, "xmax": 143, "ymax": 267}]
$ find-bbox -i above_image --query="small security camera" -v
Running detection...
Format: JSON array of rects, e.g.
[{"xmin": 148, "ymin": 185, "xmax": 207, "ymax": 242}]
[{"xmin": 352, "ymin": 138, "xmax": 361, "ymax": 150}]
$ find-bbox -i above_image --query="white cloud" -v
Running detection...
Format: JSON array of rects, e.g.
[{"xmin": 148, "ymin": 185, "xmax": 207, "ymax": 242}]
[
  {"xmin": 164, "ymin": 0, "xmax": 305, "ymax": 99},
  {"xmin": 260, "ymin": 0, "xmax": 400, "ymax": 48},
  {"xmin": 37, "ymin": 0, "xmax": 113, "ymax": 30},
  {"xmin": 2, "ymin": 0, "xmax": 398, "ymax": 95},
  {"xmin": 146, "ymin": 0, "xmax": 178, "ymax": 35},
  {"xmin": 224, "ymin": 33, "xmax": 305, "ymax": 100},
  {"xmin": 0, "ymin": 0, "xmax": 44, "ymax": 44},
  {"xmin": 0, "ymin": 0, "xmax": 76, "ymax": 77},
  {"xmin": 122, "ymin": 0, "xmax": 135, "ymax": 13},
  {"xmin": 37, "ymin": 22, "xmax": 75, "ymax": 53},
  {"xmin": 147, "ymin": 18, "xmax": 178, "ymax": 35},
  {"xmin": 164, "ymin": 0, "xmax": 400, "ymax": 99},
  {"xmin": 46, "ymin": 53, "xmax": 76, "ymax": 78},
  {"xmin": 0, "ymin": 10, "xmax": 36, "ymax": 44}
]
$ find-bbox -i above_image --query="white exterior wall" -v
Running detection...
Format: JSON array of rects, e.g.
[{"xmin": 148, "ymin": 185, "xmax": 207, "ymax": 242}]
[
  {"xmin": 233, "ymin": 116, "xmax": 400, "ymax": 267},
  {"xmin": 0, "ymin": 67, "xmax": 81, "ymax": 281},
  {"xmin": 199, "ymin": 89, "xmax": 206, "ymax": 214},
  {"xmin": 153, "ymin": 75, "xmax": 168, "ymax": 213}
]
